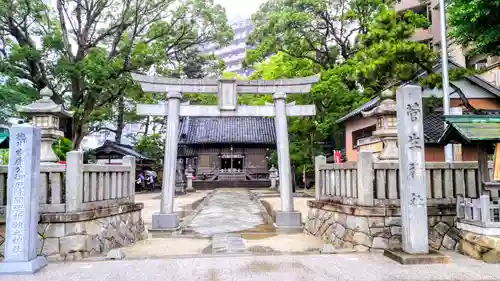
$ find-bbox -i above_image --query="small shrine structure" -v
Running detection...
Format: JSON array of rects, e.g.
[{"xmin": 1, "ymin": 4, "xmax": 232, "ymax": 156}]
[{"xmin": 439, "ymin": 115, "xmax": 500, "ymax": 234}]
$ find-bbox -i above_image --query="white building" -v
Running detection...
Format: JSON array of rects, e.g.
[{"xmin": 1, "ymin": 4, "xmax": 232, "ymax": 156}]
[
  {"xmin": 80, "ymin": 122, "xmax": 146, "ymax": 151},
  {"xmin": 202, "ymin": 18, "xmax": 254, "ymax": 76}
]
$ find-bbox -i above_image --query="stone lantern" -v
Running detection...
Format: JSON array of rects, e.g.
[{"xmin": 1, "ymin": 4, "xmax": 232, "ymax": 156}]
[
  {"xmin": 361, "ymin": 90, "xmax": 398, "ymax": 161},
  {"xmin": 269, "ymin": 166, "xmax": 279, "ymax": 190},
  {"xmin": 185, "ymin": 165, "xmax": 195, "ymax": 192},
  {"xmin": 16, "ymin": 87, "xmax": 73, "ymax": 163}
]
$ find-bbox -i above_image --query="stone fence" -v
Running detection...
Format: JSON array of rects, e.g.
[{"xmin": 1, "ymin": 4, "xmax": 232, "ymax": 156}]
[
  {"xmin": 307, "ymin": 152, "xmax": 500, "ymax": 262},
  {"xmin": 0, "ymin": 151, "xmax": 136, "ymax": 214},
  {"xmin": 0, "ymin": 151, "xmax": 146, "ymax": 261},
  {"xmin": 314, "ymin": 154, "xmax": 497, "ymax": 206}
]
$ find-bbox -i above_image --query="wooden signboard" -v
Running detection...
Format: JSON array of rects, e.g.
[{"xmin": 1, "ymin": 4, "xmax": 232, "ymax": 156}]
[{"xmin": 494, "ymin": 143, "xmax": 500, "ymax": 181}]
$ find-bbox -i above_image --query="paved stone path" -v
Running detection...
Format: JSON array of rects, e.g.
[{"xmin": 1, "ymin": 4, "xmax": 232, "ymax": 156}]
[
  {"xmin": 184, "ymin": 189, "xmax": 266, "ymax": 237},
  {"xmin": 4, "ymin": 252, "xmax": 499, "ymax": 281}
]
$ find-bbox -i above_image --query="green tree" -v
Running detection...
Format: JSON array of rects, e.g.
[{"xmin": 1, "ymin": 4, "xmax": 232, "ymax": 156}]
[
  {"xmin": 245, "ymin": 0, "xmax": 468, "ymax": 173},
  {"xmin": 248, "ymin": 52, "xmax": 351, "ymax": 173},
  {"xmin": 52, "ymin": 137, "xmax": 73, "ymax": 161},
  {"xmin": 0, "ymin": 81, "xmax": 37, "ymax": 124},
  {"xmin": 0, "ymin": 149, "xmax": 8, "ymax": 164},
  {"xmin": 448, "ymin": 0, "xmax": 500, "ymax": 56},
  {"xmin": 134, "ymin": 133, "xmax": 164, "ymax": 169},
  {"xmin": 0, "ymin": 0, "xmax": 233, "ymax": 149},
  {"xmin": 245, "ymin": 0, "xmax": 397, "ymax": 69}
]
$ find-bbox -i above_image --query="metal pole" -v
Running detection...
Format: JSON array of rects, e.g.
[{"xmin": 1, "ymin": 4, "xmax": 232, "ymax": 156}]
[{"xmin": 439, "ymin": 0, "xmax": 453, "ymax": 163}]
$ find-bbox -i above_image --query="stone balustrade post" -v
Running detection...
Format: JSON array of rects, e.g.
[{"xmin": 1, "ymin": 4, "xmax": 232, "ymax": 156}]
[
  {"xmin": 122, "ymin": 155, "xmax": 136, "ymax": 202},
  {"xmin": 65, "ymin": 151, "xmax": 84, "ymax": 212},
  {"xmin": 314, "ymin": 155, "xmax": 327, "ymax": 200},
  {"xmin": 357, "ymin": 151, "xmax": 374, "ymax": 206}
]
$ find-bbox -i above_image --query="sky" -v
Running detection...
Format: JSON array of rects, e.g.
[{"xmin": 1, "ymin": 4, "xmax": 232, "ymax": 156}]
[{"xmin": 214, "ymin": 0, "xmax": 267, "ymax": 21}]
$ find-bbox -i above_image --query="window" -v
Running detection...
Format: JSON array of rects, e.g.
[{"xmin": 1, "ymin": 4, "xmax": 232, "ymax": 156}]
[
  {"xmin": 474, "ymin": 59, "xmax": 488, "ymax": 70},
  {"xmin": 351, "ymin": 125, "xmax": 376, "ymax": 148},
  {"xmin": 421, "ymin": 39, "xmax": 433, "ymax": 50}
]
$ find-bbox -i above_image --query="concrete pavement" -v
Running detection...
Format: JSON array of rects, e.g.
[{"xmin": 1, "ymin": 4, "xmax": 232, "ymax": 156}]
[{"xmin": 1, "ymin": 252, "xmax": 499, "ymax": 281}]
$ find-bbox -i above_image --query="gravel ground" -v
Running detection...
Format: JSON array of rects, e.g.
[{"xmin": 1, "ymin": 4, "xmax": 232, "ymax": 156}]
[{"xmin": 136, "ymin": 190, "xmax": 211, "ymax": 228}]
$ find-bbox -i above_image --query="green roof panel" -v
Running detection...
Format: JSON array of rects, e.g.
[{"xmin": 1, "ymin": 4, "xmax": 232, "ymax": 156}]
[
  {"xmin": 439, "ymin": 115, "xmax": 500, "ymax": 144},
  {"xmin": 453, "ymin": 123, "xmax": 500, "ymax": 141},
  {"xmin": 0, "ymin": 133, "xmax": 8, "ymax": 149}
]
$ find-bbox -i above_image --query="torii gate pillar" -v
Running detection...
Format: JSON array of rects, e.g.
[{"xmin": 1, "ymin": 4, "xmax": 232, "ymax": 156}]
[
  {"xmin": 272, "ymin": 92, "xmax": 301, "ymax": 229},
  {"xmin": 152, "ymin": 92, "xmax": 182, "ymax": 229},
  {"xmin": 133, "ymin": 73, "xmax": 319, "ymax": 232}
]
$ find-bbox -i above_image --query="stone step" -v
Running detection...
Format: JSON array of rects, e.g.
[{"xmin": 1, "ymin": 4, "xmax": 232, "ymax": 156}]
[
  {"xmin": 193, "ymin": 180, "xmax": 270, "ymax": 189},
  {"xmin": 211, "ymin": 234, "xmax": 246, "ymax": 254}
]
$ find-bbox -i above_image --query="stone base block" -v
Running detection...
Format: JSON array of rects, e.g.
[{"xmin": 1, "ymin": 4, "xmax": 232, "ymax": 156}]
[
  {"xmin": 457, "ymin": 222, "xmax": 500, "ymax": 236},
  {"xmin": 274, "ymin": 211, "xmax": 302, "ymax": 233},
  {"xmin": 383, "ymin": 249, "xmax": 451, "ymax": 265},
  {"xmin": 151, "ymin": 212, "xmax": 179, "ymax": 230},
  {"xmin": 0, "ymin": 256, "xmax": 48, "ymax": 275}
]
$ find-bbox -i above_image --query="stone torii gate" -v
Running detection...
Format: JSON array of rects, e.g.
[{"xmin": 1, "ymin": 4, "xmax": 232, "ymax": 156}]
[{"xmin": 132, "ymin": 73, "xmax": 319, "ymax": 232}]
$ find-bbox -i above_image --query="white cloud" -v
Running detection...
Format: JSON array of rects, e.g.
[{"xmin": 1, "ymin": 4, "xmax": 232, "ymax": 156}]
[{"xmin": 214, "ymin": 0, "xmax": 267, "ymax": 21}]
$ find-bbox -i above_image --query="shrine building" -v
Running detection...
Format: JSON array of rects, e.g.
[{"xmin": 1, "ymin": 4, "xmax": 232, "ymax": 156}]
[{"xmin": 177, "ymin": 116, "xmax": 275, "ymax": 188}]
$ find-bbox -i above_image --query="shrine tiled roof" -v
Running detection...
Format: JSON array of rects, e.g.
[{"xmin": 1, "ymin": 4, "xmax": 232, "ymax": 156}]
[
  {"xmin": 423, "ymin": 111, "xmax": 445, "ymax": 143},
  {"xmin": 178, "ymin": 117, "xmax": 276, "ymax": 145},
  {"xmin": 336, "ymin": 98, "xmax": 380, "ymax": 124},
  {"xmin": 94, "ymin": 140, "xmax": 151, "ymax": 160}
]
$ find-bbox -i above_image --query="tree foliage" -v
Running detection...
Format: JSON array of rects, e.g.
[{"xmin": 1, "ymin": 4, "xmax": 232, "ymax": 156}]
[
  {"xmin": 245, "ymin": 0, "xmax": 397, "ymax": 69},
  {"xmin": 0, "ymin": 149, "xmax": 8, "ymax": 164},
  {"xmin": 52, "ymin": 137, "xmax": 73, "ymax": 161},
  {"xmin": 245, "ymin": 0, "xmax": 466, "ymax": 172},
  {"xmin": 104, "ymin": 49, "xmax": 225, "ymax": 143},
  {"xmin": 0, "ymin": 82, "xmax": 37, "ymax": 124},
  {"xmin": 0, "ymin": 0, "xmax": 233, "ymax": 148},
  {"xmin": 448, "ymin": 0, "xmax": 500, "ymax": 56},
  {"xmin": 134, "ymin": 133, "xmax": 164, "ymax": 169}
]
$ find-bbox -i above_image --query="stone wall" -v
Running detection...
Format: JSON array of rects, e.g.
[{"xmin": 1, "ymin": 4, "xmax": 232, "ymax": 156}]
[
  {"xmin": 0, "ymin": 203, "xmax": 147, "ymax": 261},
  {"xmin": 305, "ymin": 200, "xmax": 460, "ymax": 252},
  {"xmin": 457, "ymin": 230, "xmax": 500, "ymax": 263},
  {"xmin": 307, "ymin": 200, "xmax": 500, "ymax": 263}
]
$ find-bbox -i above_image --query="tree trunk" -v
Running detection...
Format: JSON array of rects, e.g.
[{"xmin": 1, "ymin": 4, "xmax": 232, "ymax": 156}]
[
  {"xmin": 72, "ymin": 122, "xmax": 85, "ymax": 150},
  {"xmin": 115, "ymin": 96, "xmax": 125, "ymax": 143},
  {"xmin": 144, "ymin": 116, "xmax": 150, "ymax": 135}
]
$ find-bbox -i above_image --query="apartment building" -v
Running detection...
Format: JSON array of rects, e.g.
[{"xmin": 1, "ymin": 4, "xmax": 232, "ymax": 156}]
[
  {"xmin": 79, "ymin": 123, "xmax": 142, "ymax": 151},
  {"xmin": 395, "ymin": 0, "xmax": 500, "ymax": 87},
  {"xmin": 202, "ymin": 18, "xmax": 254, "ymax": 76}
]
